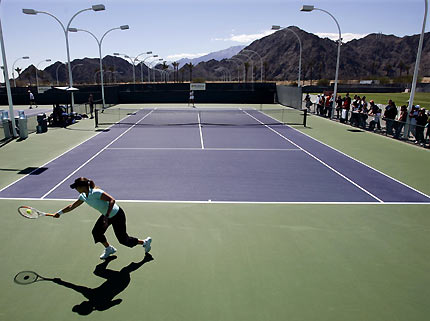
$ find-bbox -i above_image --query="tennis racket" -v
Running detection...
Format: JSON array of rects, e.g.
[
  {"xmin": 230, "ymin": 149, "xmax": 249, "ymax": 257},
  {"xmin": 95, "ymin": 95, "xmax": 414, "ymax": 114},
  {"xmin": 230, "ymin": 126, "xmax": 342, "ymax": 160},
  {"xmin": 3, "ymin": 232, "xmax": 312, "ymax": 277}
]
[
  {"xmin": 18, "ymin": 206, "xmax": 55, "ymax": 219},
  {"xmin": 14, "ymin": 271, "xmax": 53, "ymax": 285}
]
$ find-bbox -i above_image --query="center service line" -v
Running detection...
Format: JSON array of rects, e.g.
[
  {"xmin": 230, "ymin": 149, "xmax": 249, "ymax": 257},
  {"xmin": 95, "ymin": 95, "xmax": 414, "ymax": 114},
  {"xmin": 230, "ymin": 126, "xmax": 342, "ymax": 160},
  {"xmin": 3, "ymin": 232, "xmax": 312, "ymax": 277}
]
[{"xmin": 197, "ymin": 111, "xmax": 205, "ymax": 149}]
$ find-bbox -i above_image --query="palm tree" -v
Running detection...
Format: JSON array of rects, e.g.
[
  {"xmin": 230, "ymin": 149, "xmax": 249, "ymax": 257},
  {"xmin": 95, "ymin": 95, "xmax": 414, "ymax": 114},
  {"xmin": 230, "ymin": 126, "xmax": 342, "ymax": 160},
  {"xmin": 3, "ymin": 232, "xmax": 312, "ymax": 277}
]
[
  {"xmin": 187, "ymin": 63, "xmax": 194, "ymax": 82},
  {"xmin": 172, "ymin": 62, "xmax": 179, "ymax": 82},
  {"xmin": 161, "ymin": 62, "xmax": 169, "ymax": 83},
  {"xmin": 15, "ymin": 67, "xmax": 22, "ymax": 86}
]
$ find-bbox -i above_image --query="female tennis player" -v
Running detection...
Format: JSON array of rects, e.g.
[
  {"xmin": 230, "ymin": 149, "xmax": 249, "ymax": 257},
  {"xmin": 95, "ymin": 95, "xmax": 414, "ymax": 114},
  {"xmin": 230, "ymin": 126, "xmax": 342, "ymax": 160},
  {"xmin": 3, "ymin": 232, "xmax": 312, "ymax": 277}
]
[{"xmin": 54, "ymin": 177, "xmax": 152, "ymax": 259}]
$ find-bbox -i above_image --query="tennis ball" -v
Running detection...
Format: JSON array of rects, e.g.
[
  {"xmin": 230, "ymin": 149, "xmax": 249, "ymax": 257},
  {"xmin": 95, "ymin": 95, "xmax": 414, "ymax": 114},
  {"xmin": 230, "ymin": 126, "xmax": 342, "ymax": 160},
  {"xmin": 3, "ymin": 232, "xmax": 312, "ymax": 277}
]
[{"xmin": 26, "ymin": 209, "xmax": 32, "ymax": 214}]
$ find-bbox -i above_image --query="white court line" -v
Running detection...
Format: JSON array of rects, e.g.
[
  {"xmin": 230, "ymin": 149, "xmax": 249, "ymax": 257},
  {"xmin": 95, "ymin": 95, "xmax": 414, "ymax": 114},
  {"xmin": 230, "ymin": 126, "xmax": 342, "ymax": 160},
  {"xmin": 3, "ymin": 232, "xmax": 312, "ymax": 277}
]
[
  {"xmin": 0, "ymin": 107, "xmax": 146, "ymax": 195},
  {"xmin": 242, "ymin": 109, "xmax": 384, "ymax": 203},
  {"xmin": 197, "ymin": 111, "xmax": 205, "ymax": 149},
  {"xmin": 105, "ymin": 147, "xmax": 301, "ymax": 151},
  {"xmin": 0, "ymin": 124, "xmax": 108, "ymax": 194},
  {"xmin": 1, "ymin": 196, "xmax": 429, "ymax": 205},
  {"xmin": 40, "ymin": 109, "xmax": 156, "ymax": 199},
  {"xmin": 259, "ymin": 108, "xmax": 430, "ymax": 200}
]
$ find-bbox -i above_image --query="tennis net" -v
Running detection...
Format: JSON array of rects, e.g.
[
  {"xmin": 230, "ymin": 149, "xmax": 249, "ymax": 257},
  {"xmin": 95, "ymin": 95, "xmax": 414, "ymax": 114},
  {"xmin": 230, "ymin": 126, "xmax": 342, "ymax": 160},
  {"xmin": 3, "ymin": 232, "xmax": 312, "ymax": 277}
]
[{"xmin": 95, "ymin": 106, "xmax": 307, "ymax": 128}]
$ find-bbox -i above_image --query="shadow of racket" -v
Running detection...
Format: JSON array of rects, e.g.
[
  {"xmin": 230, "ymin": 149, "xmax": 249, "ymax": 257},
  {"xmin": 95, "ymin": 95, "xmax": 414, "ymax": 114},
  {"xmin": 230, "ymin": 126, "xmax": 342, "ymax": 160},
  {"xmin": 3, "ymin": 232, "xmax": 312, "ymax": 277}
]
[{"xmin": 14, "ymin": 271, "xmax": 54, "ymax": 285}]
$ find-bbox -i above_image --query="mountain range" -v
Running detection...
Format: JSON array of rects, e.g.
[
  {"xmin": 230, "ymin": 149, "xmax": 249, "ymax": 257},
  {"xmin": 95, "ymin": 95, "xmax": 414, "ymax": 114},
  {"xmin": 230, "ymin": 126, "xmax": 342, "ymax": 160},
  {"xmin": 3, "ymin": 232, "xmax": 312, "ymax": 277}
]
[
  {"xmin": 176, "ymin": 45, "xmax": 245, "ymax": 68},
  {"xmin": 14, "ymin": 27, "xmax": 430, "ymax": 86}
]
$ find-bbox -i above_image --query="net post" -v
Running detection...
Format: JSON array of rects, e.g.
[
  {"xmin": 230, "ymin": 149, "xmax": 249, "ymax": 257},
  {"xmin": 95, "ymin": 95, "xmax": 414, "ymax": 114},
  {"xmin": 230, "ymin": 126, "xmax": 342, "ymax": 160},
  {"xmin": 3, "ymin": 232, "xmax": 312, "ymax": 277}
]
[
  {"xmin": 303, "ymin": 109, "xmax": 307, "ymax": 127},
  {"xmin": 94, "ymin": 107, "xmax": 99, "ymax": 128}
]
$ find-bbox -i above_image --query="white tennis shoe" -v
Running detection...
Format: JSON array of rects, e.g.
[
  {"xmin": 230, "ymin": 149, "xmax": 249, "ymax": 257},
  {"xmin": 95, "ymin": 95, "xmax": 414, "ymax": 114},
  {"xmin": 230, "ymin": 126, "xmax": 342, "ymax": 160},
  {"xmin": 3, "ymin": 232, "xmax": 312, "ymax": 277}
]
[
  {"xmin": 143, "ymin": 237, "xmax": 152, "ymax": 253},
  {"xmin": 100, "ymin": 245, "xmax": 117, "ymax": 259}
]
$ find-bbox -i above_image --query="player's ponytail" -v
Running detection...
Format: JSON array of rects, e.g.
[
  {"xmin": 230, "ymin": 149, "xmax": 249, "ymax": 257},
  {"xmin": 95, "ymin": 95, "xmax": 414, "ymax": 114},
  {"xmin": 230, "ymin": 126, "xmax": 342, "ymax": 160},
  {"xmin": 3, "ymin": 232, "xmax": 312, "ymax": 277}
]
[{"xmin": 88, "ymin": 179, "xmax": 96, "ymax": 189}]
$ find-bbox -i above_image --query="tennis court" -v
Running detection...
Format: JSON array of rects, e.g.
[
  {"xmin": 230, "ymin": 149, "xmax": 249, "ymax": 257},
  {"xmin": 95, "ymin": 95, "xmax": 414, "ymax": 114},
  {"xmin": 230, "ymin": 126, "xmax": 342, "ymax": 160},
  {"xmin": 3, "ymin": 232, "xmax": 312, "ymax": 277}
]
[
  {"xmin": 1, "ymin": 103, "xmax": 430, "ymax": 321},
  {"xmin": 0, "ymin": 105, "xmax": 428, "ymax": 203}
]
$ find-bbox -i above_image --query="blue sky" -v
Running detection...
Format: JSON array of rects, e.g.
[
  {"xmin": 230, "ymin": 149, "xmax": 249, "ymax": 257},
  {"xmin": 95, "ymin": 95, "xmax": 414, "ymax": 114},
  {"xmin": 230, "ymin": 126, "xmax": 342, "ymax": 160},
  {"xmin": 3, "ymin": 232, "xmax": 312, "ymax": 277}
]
[{"xmin": 0, "ymin": 0, "xmax": 428, "ymax": 81}]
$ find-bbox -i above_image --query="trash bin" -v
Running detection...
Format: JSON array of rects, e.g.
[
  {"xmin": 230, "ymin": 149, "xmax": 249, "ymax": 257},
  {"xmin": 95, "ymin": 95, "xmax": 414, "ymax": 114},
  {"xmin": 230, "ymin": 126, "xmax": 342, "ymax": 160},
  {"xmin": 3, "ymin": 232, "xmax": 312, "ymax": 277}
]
[
  {"xmin": 36, "ymin": 113, "xmax": 48, "ymax": 133},
  {"xmin": 17, "ymin": 110, "xmax": 28, "ymax": 139},
  {"xmin": 1, "ymin": 110, "xmax": 12, "ymax": 139}
]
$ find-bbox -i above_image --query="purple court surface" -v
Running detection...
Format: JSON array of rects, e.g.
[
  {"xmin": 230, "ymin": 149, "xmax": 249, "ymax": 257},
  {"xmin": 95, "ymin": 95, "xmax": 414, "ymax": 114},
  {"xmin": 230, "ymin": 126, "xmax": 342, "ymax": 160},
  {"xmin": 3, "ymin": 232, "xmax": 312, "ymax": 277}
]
[{"xmin": 1, "ymin": 108, "xmax": 429, "ymax": 203}]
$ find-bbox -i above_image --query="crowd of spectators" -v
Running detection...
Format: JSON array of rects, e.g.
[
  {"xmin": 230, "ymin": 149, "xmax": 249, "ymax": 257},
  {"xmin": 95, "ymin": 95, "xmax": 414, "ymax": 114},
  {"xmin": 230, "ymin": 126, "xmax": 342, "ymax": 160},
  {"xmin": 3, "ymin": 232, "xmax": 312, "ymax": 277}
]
[{"xmin": 304, "ymin": 93, "xmax": 430, "ymax": 148}]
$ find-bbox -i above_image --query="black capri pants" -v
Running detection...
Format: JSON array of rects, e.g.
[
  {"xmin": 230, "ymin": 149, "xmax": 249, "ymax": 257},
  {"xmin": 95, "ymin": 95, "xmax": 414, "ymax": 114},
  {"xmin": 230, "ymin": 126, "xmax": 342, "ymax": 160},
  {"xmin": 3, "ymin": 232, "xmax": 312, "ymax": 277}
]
[{"xmin": 92, "ymin": 208, "xmax": 139, "ymax": 247}]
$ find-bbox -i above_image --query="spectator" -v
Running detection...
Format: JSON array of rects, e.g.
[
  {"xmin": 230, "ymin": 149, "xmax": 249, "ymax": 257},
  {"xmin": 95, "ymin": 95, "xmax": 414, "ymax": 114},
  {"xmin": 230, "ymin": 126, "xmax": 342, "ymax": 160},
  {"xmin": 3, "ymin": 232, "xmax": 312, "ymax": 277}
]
[
  {"xmin": 335, "ymin": 95, "xmax": 342, "ymax": 119},
  {"xmin": 358, "ymin": 101, "xmax": 369, "ymax": 129},
  {"xmin": 415, "ymin": 108, "xmax": 428, "ymax": 146},
  {"xmin": 304, "ymin": 94, "xmax": 312, "ymax": 111},
  {"xmin": 384, "ymin": 99, "xmax": 398, "ymax": 135},
  {"xmin": 426, "ymin": 110, "xmax": 430, "ymax": 148},
  {"xmin": 319, "ymin": 95, "xmax": 326, "ymax": 115},
  {"xmin": 368, "ymin": 100, "xmax": 381, "ymax": 131},
  {"xmin": 350, "ymin": 101, "xmax": 360, "ymax": 127},
  {"xmin": 341, "ymin": 93, "xmax": 351, "ymax": 123},
  {"xmin": 361, "ymin": 96, "xmax": 368, "ymax": 111},
  {"xmin": 88, "ymin": 94, "xmax": 94, "ymax": 119},
  {"xmin": 408, "ymin": 105, "xmax": 419, "ymax": 139},
  {"xmin": 394, "ymin": 105, "xmax": 408, "ymax": 139},
  {"xmin": 324, "ymin": 94, "xmax": 332, "ymax": 117}
]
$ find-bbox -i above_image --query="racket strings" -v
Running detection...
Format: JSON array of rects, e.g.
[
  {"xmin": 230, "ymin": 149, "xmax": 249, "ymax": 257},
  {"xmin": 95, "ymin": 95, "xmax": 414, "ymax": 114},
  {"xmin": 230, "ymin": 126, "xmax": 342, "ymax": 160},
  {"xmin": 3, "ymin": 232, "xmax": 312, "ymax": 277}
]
[{"xmin": 18, "ymin": 206, "xmax": 39, "ymax": 219}]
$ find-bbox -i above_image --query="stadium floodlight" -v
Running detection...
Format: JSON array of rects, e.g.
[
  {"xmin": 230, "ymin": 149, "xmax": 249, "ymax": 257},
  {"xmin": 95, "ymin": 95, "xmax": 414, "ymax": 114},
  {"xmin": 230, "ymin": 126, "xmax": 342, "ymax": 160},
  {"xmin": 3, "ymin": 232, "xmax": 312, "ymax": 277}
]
[
  {"xmin": 300, "ymin": 5, "xmax": 314, "ymax": 12},
  {"xmin": 22, "ymin": 4, "xmax": 106, "ymax": 112},
  {"xmin": 68, "ymin": 25, "xmax": 129, "ymax": 108},
  {"xmin": 300, "ymin": 4, "xmax": 341, "ymax": 119},
  {"xmin": 22, "ymin": 8, "xmax": 37, "ymax": 15},
  {"xmin": 92, "ymin": 4, "xmax": 106, "ymax": 11},
  {"xmin": 270, "ymin": 25, "xmax": 303, "ymax": 87}
]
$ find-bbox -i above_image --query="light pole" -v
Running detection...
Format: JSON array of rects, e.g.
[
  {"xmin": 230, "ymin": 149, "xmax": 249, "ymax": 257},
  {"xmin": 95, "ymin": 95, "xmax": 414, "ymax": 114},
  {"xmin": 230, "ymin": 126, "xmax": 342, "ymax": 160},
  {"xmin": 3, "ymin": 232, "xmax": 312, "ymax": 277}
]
[
  {"xmin": 228, "ymin": 58, "xmax": 246, "ymax": 82},
  {"xmin": 141, "ymin": 55, "xmax": 157, "ymax": 82},
  {"xmin": 12, "ymin": 56, "xmax": 30, "ymax": 87},
  {"xmin": 35, "ymin": 59, "xmax": 51, "ymax": 90},
  {"xmin": 69, "ymin": 25, "xmax": 129, "ymax": 108},
  {"xmin": 243, "ymin": 49, "xmax": 263, "ymax": 82},
  {"xmin": 301, "ymin": 5, "xmax": 341, "ymax": 119},
  {"xmin": 236, "ymin": 53, "xmax": 254, "ymax": 82},
  {"xmin": 272, "ymin": 25, "xmax": 303, "ymax": 87},
  {"xmin": 55, "ymin": 62, "xmax": 64, "ymax": 85},
  {"xmin": 23, "ymin": 4, "xmax": 106, "ymax": 111},
  {"xmin": 133, "ymin": 51, "xmax": 152, "ymax": 82},
  {"xmin": 0, "ymin": 0, "xmax": 17, "ymax": 137},
  {"xmin": 404, "ymin": 0, "xmax": 428, "ymax": 139},
  {"xmin": 114, "ymin": 53, "xmax": 137, "ymax": 83},
  {"xmin": 149, "ymin": 59, "xmax": 163, "ymax": 82},
  {"xmin": 226, "ymin": 59, "xmax": 242, "ymax": 82}
]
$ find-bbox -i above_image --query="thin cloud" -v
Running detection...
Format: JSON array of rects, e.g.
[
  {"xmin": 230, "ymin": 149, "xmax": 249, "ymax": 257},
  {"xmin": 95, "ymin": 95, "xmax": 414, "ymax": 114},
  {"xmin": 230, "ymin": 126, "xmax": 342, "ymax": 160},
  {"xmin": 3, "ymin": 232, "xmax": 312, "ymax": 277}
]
[
  {"xmin": 315, "ymin": 32, "xmax": 369, "ymax": 42},
  {"xmin": 213, "ymin": 30, "xmax": 276, "ymax": 43}
]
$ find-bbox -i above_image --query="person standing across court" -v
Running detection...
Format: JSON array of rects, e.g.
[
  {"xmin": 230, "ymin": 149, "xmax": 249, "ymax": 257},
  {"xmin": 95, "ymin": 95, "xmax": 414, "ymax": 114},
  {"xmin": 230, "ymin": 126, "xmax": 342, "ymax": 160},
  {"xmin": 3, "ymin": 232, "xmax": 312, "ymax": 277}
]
[
  {"xmin": 28, "ymin": 90, "xmax": 37, "ymax": 109},
  {"xmin": 88, "ymin": 94, "xmax": 94, "ymax": 119}
]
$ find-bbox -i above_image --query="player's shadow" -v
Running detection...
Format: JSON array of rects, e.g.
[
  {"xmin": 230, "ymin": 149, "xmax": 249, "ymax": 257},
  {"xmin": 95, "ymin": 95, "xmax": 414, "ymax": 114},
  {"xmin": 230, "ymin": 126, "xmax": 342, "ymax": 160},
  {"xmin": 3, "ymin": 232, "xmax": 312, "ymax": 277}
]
[{"xmin": 52, "ymin": 253, "xmax": 154, "ymax": 315}]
